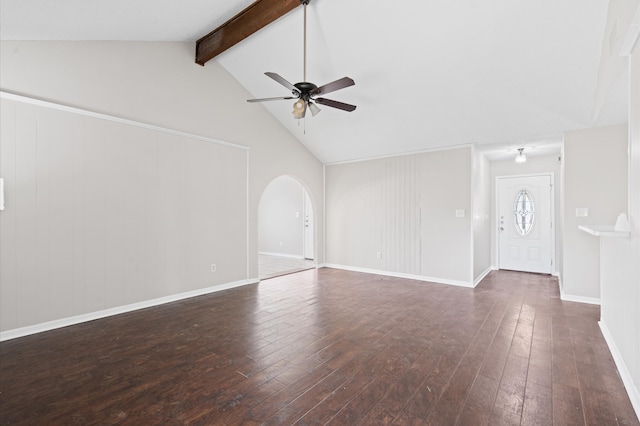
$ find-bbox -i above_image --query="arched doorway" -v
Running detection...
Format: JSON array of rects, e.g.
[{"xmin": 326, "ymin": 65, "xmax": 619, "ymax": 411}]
[{"xmin": 258, "ymin": 176, "xmax": 316, "ymax": 280}]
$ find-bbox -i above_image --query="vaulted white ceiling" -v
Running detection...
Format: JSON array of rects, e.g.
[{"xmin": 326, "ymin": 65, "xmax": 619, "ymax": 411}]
[{"xmin": 0, "ymin": 0, "xmax": 625, "ymax": 163}]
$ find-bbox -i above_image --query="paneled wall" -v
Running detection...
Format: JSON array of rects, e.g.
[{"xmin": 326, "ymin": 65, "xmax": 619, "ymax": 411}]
[
  {"xmin": 0, "ymin": 41, "xmax": 325, "ymax": 336},
  {"xmin": 0, "ymin": 40, "xmax": 325, "ymax": 286},
  {"xmin": 0, "ymin": 97, "xmax": 248, "ymax": 331},
  {"xmin": 325, "ymin": 147, "xmax": 473, "ymax": 284}
]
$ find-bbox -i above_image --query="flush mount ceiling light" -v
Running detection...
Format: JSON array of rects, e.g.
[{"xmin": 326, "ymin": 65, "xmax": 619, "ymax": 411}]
[{"xmin": 515, "ymin": 148, "xmax": 527, "ymax": 163}]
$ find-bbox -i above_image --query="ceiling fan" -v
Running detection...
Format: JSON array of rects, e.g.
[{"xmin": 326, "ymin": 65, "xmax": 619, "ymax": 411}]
[{"xmin": 247, "ymin": 0, "xmax": 356, "ymax": 119}]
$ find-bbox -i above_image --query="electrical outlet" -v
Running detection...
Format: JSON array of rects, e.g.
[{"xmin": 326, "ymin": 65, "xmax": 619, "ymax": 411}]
[
  {"xmin": 211, "ymin": 264, "xmax": 217, "ymax": 273},
  {"xmin": 376, "ymin": 251, "xmax": 382, "ymax": 259}
]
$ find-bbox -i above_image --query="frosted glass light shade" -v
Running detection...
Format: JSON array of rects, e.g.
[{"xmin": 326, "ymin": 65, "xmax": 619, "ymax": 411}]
[
  {"xmin": 308, "ymin": 102, "xmax": 321, "ymax": 116},
  {"xmin": 515, "ymin": 148, "xmax": 527, "ymax": 163},
  {"xmin": 292, "ymin": 99, "xmax": 306, "ymax": 119}
]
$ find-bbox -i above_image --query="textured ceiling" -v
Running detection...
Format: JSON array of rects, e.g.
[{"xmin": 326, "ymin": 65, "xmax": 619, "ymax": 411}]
[{"xmin": 1, "ymin": 0, "xmax": 625, "ymax": 164}]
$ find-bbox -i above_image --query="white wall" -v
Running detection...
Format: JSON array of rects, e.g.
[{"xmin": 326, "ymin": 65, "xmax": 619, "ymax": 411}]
[
  {"xmin": 598, "ymin": 37, "xmax": 640, "ymax": 418},
  {"xmin": 0, "ymin": 41, "xmax": 324, "ymax": 334},
  {"xmin": 490, "ymin": 154, "xmax": 562, "ymax": 274},
  {"xmin": 325, "ymin": 147, "xmax": 473, "ymax": 285},
  {"xmin": 0, "ymin": 97, "xmax": 249, "ymax": 330},
  {"xmin": 472, "ymin": 149, "xmax": 491, "ymax": 281},
  {"xmin": 563, "ymin": 124, "xmax": 628, "ymax": 301},
  {"xmin": 258, "ymin": 176, "xmax": 305, "ymax": 257}
]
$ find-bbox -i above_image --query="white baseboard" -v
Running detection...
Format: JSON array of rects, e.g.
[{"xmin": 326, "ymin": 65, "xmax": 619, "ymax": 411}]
[
  {"xmin": 0, "ymin": 278, "xmax": 259, "ymax": 342},
  {"xmin": 473, "ymin": 266, "xmax": 495, "ymax": 287},
  {"xmin": 258, "ymin": 252, "xmax": 305, "ymax": 259},
  {"xmin": 560, "ymin": 289, "xmax": 601, "ymax": 305},
  {"xmin": 555, "ymin": 272, "xmax": 563, "ymax": 292},
  {"xmin": 599, "ymin": 320, "xmax": 640, "ymax": 421},
  {"xmin": 555, "ymin": 273, "xmax": 601, "ymax": 305},
  {"xmin": 554, "ymin": 272, "xmax": 599, "ymax": 305},
  {"xmin": 322, "ymin": 263, "xmax": 474, "ymax": 288}
]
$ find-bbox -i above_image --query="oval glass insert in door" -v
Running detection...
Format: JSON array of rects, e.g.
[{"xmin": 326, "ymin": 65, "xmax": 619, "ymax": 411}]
[{"xmin": 513, "ymin": 189, "xmax": 535, "ymax": 236}]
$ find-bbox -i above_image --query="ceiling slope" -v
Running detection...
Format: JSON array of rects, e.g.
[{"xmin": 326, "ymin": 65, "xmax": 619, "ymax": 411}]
[{"xmin": 0, "ymin": 0, "xmax": 625, "ymax": 163}]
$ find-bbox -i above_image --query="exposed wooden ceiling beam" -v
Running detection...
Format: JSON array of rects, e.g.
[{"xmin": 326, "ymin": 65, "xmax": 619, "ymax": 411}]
[{"xmin": 196, "ymin": 0, "xmax": 301, "ymax": 66}]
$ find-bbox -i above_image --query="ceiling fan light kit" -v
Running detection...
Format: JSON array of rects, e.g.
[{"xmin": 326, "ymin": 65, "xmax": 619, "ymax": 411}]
[
  {"xmin": 247, "ymin": 0, "xmax": 356, "ymax": 120},
  {"xmin": 308, "ymin": 102, "xmax": 321, "ymax": 116},
  {"xmin": 293, "ymin": 98, "xmax": 306, "ymax": 118}
]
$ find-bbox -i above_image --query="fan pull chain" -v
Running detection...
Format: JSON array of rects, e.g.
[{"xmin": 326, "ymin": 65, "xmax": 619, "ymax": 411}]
[{"xmin": 296, "ymin": 117, "xmax": 306, "ymax": 135}]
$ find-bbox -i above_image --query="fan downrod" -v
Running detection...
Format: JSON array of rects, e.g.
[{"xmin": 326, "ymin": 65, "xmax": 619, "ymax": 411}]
[{"xmin": 245, "ymin": 0, "xmax": 357, "ymax": 117}]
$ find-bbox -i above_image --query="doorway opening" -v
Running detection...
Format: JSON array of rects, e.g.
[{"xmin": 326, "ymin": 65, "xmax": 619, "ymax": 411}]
[
  {"xmin": 497, "ymin": 174, "xmax": 555, "ymax": 274},
  {"xmin": 258, "ymin": 176, "xmax": 316, "ymax": 280}
]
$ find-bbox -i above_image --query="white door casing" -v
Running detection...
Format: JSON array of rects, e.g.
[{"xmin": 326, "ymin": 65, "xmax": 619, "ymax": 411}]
[
  {"xmin": 304, "ymin": 191, "xmax": 314, "ymax": 260},
  {"xmin": 497, "ymin": 175, "xmax": 553, "ymax": 274}
]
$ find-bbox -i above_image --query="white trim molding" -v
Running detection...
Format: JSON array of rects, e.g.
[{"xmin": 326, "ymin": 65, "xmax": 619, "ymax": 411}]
[
  {"xmin": 556, "ymin": 272, "xmax": 564, "ymax": 293},
  {"xmin": 0, "ymin": 91, "xmax": 250, "ymax": 151},
  {"xmin": 599, "ymin": 320, "xmax": 640, "ymax": 420},
  {"xmin": 324, "ymin": 144, "xmax": 474, "ymax": 166},
  {"xmin": 560, "ymin": 290, "xmax": 601, "ymax": 305},
  {"xmin": 0, "ymin": 278, "xmax": 259, "ymax": 342},
  {"xmin": 474, "ymin": 266, "xmax": 496, "ymax": 287},
  {"xmin": 554, "ymin": 273, "xmax": 601, "ymax": 305},
  {"xmin": 321, "ymin": 264, "xmax": 475, "ymax": 288},
  {"xmin": 0, "ymin": 177, "xmax": 4, "ymax": 210},
  {"xmin": 258, "ymin": 252, "xmax": 305, "ymax": 259},
  {"xmin": 620, "ymin": 3, "xmax": 640, "ymax": 56}
]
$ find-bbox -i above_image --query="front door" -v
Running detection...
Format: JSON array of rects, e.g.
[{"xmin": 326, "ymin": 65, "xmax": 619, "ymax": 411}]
[{"xmin": 497, "ymin": 175, "xmax": 553, "ymax": 274}]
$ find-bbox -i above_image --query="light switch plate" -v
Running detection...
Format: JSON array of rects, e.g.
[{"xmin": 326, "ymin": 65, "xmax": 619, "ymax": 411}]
[
  {"xmin": 456, "ymin": 209, "xmax": 465, "ymax": 218},
  {"xmin": 576, "ymin": 208, "xmax": 589, "ymax": 217}
]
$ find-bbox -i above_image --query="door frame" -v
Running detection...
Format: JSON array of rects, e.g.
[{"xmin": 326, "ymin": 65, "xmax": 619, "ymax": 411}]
[
  {"xmin": 303, "ymin": 190, "xmax": 314, "ymax": 260},
  {"xmin": 495, "ymin": 173, "xmax": 555, "ymax": 273}
]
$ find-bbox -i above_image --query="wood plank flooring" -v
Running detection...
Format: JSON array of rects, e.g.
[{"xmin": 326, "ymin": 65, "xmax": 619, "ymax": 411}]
[
  {"xmin": 258, "ymin": 255, "xmax": 316, "ymax": 280},
  {"xmin": 1, "ymin": 268, "xmax": 638, "ymax": 425}
]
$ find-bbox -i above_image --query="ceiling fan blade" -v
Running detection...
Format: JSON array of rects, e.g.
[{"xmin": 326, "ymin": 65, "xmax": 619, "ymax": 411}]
[
  {"xmin": 265, "ymin": 72, "xmax": 299, "ymax": 94},
  {"xmin": 247, "ymin": 96, "xmax": 295, "ymax": 103},
  {"xmin": 315, "ymin": 98, "xmax": 357, "ymax": 112},
  {"xmin": 311, "ymin": 77, "xmax": 355, "ymax": 96}
]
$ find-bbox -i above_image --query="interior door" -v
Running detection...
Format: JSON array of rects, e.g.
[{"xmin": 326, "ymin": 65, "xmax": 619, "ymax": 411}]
[{"xmin": 498, "ymin": 175, "xmax": 552, "ymax": 274}]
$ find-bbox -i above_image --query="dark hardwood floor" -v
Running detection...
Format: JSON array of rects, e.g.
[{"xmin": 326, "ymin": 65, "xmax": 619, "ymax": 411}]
[{"xmin": 0, "ymin": 268, "xmax": 637, "ymax": 425}]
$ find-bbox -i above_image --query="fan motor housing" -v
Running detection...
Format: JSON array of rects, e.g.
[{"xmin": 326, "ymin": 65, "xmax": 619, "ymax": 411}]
[{"xmin": 294, "ymin": 82, "xmax": 317, "ymax": 93}]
